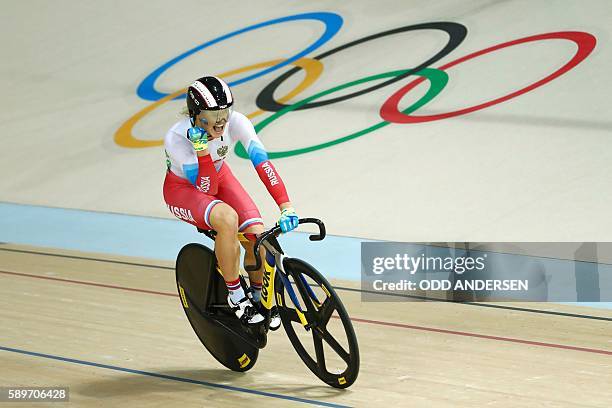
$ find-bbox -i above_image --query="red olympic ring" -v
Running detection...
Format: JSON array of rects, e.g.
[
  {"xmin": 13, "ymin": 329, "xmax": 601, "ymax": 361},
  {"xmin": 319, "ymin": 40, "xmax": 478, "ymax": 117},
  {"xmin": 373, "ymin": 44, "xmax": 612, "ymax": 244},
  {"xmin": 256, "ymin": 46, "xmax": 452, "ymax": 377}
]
[{"xmin": 380, "ymin": 31, "xmax": 596, "ymax": 123}]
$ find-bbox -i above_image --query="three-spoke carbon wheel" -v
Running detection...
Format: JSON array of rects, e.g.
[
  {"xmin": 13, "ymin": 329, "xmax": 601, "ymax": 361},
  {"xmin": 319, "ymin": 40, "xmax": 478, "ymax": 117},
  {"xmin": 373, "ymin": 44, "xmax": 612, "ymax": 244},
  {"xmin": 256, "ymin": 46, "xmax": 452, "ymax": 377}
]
[{"xmin": 276, "ymin": 258, "xmax": 359, "ymax": 388}]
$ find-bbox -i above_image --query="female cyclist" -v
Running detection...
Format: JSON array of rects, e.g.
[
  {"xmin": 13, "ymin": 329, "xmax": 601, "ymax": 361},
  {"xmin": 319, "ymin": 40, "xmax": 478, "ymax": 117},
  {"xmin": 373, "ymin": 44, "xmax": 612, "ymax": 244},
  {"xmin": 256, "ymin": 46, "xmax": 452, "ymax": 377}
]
[{"xmin": 163, "ymin": 76, "xmax": 298, "ymax": 327}]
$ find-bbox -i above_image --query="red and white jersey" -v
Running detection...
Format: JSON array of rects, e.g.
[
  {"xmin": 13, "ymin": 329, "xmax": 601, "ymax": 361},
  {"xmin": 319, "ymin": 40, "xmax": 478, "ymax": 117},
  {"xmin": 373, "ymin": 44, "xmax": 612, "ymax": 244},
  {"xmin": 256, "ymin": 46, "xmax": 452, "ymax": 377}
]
[{"xmin": 164, "ymin": 111, "xmax": 290, "ymax": 206}]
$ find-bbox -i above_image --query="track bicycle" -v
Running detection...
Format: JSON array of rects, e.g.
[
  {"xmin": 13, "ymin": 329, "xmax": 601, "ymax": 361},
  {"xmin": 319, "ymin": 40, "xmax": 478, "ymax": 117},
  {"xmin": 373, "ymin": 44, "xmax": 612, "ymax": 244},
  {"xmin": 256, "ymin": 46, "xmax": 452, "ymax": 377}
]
[{"xmin": 175, "ymin": 218, "xmax": 360, "ymax": 388}]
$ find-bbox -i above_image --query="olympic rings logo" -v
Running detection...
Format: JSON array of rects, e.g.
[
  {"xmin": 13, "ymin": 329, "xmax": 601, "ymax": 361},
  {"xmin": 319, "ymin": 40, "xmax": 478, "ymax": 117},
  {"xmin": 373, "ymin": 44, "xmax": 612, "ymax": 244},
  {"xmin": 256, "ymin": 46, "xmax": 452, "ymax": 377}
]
[{"xmin": 115, "ymin": 12, "xmax": 596, "ymax": 159}]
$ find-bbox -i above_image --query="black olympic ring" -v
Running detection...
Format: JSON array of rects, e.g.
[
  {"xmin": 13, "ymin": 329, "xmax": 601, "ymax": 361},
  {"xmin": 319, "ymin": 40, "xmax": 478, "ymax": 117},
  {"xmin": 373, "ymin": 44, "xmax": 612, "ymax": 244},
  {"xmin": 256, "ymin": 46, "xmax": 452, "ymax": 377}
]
[{"xmin": 256, "ymin": 22, "xmax": 467, "ymax": 111}]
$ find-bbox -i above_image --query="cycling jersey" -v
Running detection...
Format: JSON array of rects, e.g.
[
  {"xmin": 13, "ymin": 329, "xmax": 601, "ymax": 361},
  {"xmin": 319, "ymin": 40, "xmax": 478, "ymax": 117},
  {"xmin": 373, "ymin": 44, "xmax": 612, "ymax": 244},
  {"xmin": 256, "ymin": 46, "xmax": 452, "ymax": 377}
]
[{"xmin": 163, "ymin": 111, "xmax": 290, "ymax": 230}]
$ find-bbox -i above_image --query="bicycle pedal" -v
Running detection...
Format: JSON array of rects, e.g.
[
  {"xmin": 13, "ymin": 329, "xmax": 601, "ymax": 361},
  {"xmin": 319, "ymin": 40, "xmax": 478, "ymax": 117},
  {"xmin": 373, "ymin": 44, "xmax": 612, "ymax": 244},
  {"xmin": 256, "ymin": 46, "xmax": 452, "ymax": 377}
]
[{"xmin": 244, "ymin": 323, "xmax": 268, "ymax": 348}]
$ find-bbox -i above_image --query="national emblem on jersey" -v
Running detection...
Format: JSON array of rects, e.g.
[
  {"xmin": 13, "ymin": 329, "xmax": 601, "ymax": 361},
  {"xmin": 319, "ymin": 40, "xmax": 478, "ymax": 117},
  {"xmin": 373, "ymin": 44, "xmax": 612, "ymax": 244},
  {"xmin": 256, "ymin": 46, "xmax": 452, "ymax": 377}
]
[{"xmin": 217, "ymin": 145, "xmax": 229, "ymax": 158}]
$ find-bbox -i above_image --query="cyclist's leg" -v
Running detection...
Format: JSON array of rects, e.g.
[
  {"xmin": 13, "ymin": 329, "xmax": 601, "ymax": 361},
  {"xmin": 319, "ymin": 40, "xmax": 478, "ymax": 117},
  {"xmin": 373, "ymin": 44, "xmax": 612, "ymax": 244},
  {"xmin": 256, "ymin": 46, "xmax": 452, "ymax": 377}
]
[
  {"xmin": 163, "ymin": 170, "xmax": 221, "ymax": 231},
  {"xmin": 164, "ymin": 169, "xmax": 243, "ymax": 282},
  {"xmin": 215, "ymin": 164, "xmax": 280, "ymax": 328},
  {"xmin": 208, "ymin": 203, "xmax": 240, "ymax": 283},
  {"xmin": 164, "ymin": 171, "xmax": 262, "ymax": 323},
  {"xmin": 241, "ymin": 223, "xmax": 266, "ymax": 299},
  {"xmin": 215, "ymin": 163, "xmax": 265, "ymax": 285},
  {"xmin": 208, "ymin": 203, "xmax": 263, "ymax": 323}
]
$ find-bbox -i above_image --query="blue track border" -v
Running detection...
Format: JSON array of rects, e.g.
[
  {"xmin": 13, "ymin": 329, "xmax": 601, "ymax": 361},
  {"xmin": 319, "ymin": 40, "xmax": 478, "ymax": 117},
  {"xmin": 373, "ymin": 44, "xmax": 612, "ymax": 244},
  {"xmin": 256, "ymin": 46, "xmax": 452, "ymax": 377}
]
[{"xmin": 0, "ymin": 346, "xmax": 351, "ymax": 407}]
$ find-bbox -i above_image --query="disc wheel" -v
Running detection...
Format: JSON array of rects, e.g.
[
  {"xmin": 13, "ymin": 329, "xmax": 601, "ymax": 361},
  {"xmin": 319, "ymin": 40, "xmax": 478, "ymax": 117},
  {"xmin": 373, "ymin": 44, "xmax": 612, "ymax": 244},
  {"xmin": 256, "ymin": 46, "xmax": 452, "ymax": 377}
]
[
  {"xmin": 176, "ymin": 243, "xmax": 260, "ymax": 371},
  {"xmin": 276, "ymin": 258, "xmax": 359, "ymax": 388}
]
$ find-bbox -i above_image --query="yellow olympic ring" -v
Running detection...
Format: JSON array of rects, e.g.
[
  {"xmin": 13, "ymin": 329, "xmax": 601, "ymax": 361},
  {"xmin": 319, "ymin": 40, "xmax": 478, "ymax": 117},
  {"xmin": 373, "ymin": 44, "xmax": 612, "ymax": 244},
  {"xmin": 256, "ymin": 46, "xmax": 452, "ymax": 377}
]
[{"xmin": 114, "ymin": 58, "xmax": 323, "ymax": 148}]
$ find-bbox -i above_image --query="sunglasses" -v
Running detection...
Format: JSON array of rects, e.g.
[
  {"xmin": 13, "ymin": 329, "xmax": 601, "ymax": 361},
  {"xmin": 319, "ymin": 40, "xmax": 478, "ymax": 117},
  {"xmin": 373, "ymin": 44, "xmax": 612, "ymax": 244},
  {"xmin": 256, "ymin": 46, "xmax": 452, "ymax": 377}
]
[{"xmin": 197, "ymin": 107, "xmax": 232, "ymax": 127}]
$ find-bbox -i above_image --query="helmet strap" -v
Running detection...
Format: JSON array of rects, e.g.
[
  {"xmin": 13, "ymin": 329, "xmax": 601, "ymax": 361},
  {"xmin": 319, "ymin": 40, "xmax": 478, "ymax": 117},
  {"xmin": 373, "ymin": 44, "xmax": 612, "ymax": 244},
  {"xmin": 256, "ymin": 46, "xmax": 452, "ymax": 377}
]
[{"xmin": 189, "ymin": 109, "xmax": 198, "ymax": 127}]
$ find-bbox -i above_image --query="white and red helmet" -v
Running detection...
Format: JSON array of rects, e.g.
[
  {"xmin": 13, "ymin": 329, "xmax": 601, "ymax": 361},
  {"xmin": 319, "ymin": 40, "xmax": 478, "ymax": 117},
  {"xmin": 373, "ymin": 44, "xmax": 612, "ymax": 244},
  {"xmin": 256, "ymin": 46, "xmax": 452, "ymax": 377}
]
[{"xmin": 186, "ymin": 76, "xmax": 233, "ymax": 126}]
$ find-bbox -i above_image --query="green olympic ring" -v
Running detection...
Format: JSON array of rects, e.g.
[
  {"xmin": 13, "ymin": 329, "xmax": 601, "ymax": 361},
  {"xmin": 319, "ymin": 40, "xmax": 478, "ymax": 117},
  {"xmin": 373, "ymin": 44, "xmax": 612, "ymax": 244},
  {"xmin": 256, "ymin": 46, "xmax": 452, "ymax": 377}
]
[{"xmin": 234, "ymin": 67, "xmax": 448, "ymax": 159}]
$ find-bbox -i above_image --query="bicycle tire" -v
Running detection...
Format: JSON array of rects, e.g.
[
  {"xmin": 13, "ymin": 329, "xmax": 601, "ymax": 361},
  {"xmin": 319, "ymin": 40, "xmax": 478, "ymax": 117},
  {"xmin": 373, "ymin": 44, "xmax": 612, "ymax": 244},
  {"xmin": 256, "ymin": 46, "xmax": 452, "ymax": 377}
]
[
  {"xmin": 276, "ymin": 257, "xmax": 360, "ymax": 388},
  {"xmin": 176, "ymin": 243, "xmax": 259, "ymax": 372}
]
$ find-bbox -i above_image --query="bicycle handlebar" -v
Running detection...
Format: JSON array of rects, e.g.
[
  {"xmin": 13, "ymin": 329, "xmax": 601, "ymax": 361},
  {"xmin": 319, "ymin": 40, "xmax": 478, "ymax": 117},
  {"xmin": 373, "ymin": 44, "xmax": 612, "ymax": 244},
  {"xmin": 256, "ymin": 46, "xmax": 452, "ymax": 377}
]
[{"xmin": 245, "ymin": 218, "xmax": 326, "ymax": 272}]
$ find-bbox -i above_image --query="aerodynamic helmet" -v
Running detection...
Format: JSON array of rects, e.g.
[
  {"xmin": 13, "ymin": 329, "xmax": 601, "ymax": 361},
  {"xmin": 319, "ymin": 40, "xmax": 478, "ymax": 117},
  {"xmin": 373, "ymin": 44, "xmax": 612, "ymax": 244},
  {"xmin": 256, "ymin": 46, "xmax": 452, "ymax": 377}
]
[{"xmin": 186, "ymin": 76, "xmax": 233, "ymax": 127}]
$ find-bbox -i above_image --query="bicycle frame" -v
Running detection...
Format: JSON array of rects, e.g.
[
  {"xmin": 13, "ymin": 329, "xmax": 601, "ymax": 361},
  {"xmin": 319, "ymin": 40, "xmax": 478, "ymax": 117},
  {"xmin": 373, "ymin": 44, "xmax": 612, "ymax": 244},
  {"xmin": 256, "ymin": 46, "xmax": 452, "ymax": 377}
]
[
  {"xmin": 258, "ymin": 239, "xmax": 313, "ymax": 328},
  {"xmin": 203, "ymin": 218, "xmax": 326, "ymax": 329},
  {"xmin": 248, "ymin": 218, "xmax": 326, "ymax": 328},
  {"xmin": 189, "ymin": 219, "xmax": 360, "ymax": 387}
]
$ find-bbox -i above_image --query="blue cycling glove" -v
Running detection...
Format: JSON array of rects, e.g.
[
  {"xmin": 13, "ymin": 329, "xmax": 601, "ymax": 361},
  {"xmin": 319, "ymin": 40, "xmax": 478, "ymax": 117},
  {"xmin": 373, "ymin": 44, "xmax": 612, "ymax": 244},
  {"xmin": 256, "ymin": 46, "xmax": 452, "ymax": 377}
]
[
  {"xmin": 187, "ymin": 127, "xmax": 208, "ymax": 152},
  {"xmin": 278, "ymin": 207, "xmax": 299, "ymax": 233}
]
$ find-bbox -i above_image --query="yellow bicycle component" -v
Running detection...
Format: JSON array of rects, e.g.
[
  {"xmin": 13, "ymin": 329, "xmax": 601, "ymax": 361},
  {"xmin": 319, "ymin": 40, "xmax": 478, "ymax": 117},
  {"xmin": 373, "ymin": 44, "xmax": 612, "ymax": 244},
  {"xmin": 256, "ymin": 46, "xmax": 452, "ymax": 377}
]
[
  {"xmin": 237, "ymin": 353, "xmax": 251, "ymax": 368},
  {"xmin": 296, "ymin": 308, "xmax": 309, "ymax": 326},
  {"xmin": 237, "ymin": 233, "xmax": 251, "ymax": 243},
  {"xmin": 338, "ymin": 377, "xmax": 347, "ymax": 385},
  {"xmin": 178, "ymin": 285, "xmax": 189, "ymax": 309},
  {"xmin": 261, "ymin": 261, "xmax": 276, "ymax": 310}
]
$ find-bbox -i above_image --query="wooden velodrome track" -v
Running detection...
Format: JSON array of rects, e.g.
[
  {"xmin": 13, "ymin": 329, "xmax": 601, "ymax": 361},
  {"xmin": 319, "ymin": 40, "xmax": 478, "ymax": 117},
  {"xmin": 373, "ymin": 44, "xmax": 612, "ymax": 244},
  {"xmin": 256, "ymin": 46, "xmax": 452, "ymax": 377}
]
[
  {"xmin": 2, "ymin": 1, "xmax": 612, "ymax": 406},
  {"xmin": 1, "ymin": 243, "xmax": 610, "ymax": 407}
]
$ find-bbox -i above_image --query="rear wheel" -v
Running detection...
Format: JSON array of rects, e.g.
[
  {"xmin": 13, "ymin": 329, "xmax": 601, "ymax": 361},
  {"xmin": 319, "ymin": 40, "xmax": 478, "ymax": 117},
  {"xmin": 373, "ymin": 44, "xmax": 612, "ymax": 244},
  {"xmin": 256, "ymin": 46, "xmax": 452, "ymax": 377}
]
[
  {"xmin": 276, "ymin": 258, "xmax": 359, "ymax": 388},
  {"xmin": 176, "ymin": 243, "xmax": 260, "ymax": 371}
]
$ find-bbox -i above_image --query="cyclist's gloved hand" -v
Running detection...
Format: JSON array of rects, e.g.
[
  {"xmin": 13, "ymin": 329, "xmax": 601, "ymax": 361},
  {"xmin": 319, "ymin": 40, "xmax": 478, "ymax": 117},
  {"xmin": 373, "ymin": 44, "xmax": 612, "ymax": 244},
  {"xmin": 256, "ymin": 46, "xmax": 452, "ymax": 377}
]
[
  {"xmin": 278, "ymin": 207, "xmax": 299, "ymax": 233},
  {"xmin": 187, "ymin": 127, "xmax": 208, "ymax": 152}
]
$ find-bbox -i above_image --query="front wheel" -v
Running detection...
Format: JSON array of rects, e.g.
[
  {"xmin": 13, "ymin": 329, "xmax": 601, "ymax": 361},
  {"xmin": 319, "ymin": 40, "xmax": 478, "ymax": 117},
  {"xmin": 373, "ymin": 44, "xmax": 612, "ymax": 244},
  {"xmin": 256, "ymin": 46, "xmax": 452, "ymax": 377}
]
[{"xmin": 276, "ymin": 258, "xmax": 360, "ymax": 388}]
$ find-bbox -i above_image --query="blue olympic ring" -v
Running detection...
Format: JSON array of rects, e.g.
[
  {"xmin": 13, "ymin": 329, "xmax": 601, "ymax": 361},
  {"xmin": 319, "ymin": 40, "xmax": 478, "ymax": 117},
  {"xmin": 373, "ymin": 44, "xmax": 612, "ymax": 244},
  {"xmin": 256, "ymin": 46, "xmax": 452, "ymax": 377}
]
[{"xmin": 137, "ymin": 12, "xmax": 343, "ymax": 101}]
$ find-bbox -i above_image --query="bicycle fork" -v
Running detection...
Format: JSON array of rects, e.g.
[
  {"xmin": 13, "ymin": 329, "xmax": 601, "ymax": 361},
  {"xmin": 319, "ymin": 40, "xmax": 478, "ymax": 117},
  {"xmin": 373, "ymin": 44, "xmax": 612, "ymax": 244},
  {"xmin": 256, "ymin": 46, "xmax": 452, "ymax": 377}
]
[{"xmin": 260, "ymin": 242, "xmax": 318, "ymax": 330}]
